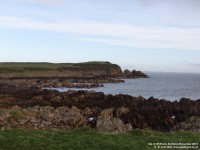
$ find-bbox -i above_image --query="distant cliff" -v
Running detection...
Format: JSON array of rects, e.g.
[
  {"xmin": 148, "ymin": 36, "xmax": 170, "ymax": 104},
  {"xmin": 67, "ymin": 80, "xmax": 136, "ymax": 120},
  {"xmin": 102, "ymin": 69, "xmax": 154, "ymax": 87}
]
[
  {"xmin": 0, "ymin": 62, "xmax": 149, "ymax": 79},
  {"xmin": 0, "ymin": 61, "xmax": 122, "ymax": 78}
]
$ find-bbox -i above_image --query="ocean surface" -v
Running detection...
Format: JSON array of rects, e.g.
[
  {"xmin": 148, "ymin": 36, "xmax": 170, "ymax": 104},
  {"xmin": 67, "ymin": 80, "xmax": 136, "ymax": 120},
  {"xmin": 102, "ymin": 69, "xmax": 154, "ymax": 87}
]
[{"xmin": 50, "ymin": 72, "xmax": 200, "ymax": 101}]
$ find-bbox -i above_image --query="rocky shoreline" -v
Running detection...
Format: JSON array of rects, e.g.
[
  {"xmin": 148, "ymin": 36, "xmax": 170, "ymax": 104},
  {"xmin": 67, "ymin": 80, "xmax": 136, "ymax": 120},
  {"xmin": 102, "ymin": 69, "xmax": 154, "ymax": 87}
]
[
  {"xmin": 0, "ymin": 62, "xmax": 148, "ymax": 89},
  {"xmin": 0, "ymin": 62, "xmax": 199, "ymax": 133},
  {"xmin": 0, "ymin": 67, "xmax": 146, "ymax": 89},
  {"xmin": 0, "ymin": 87, "xmax": 199, "ymax": 133}
]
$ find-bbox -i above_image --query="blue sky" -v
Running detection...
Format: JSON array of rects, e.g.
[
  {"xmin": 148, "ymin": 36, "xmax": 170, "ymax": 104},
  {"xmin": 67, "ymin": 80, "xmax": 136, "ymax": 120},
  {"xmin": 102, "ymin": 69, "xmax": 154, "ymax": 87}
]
[{"xmin": 0, "ymin": 0, "xmax": 200, "ymax": 73}]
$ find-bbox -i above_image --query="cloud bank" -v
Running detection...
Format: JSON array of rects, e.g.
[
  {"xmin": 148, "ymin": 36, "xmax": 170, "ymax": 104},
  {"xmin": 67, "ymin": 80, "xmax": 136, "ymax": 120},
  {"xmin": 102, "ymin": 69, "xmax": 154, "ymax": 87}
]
[{"xmin": 0, "ymin": 16, "xmax": 200, "ymax": 51}]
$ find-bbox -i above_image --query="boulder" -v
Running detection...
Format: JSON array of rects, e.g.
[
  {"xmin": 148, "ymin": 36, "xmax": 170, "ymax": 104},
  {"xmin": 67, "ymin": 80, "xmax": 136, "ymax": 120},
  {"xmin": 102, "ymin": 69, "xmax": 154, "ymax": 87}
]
[
  {"xmin": 172, "ymin": 116, "xmax": 200, "ymax": 133},
  {"xmin": 96, "ymin": 116, "xmax": 132, "ymax": 133},
  {"xmin": 96, "ymin": 109, "xmax": 133, "ymax": 133}
]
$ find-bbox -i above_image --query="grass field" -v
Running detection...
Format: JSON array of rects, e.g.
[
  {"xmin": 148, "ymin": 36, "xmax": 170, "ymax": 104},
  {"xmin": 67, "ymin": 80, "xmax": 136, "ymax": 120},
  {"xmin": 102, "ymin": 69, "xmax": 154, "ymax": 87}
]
[
  {"xmin": 0, "ymin": 61, "xmax": 118, "ymax": 73},
  {"xmin": 0, "ymin": 128, "xmax": 199, "ymax": 150}
]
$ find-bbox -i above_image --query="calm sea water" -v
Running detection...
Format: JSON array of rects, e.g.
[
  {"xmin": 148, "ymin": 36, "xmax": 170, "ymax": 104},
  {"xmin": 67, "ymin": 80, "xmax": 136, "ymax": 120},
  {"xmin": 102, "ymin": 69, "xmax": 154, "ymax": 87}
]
[{"xmin": 52, "ymin": 72, "xmax": 200, "ymax": 101}]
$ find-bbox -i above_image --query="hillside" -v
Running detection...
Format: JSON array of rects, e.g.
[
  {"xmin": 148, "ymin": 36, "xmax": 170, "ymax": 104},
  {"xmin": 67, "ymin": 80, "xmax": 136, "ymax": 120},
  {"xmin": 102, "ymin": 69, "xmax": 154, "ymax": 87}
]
[{"xmin": 0, "ymin": 61, "xmax": 122, "ymax": 78}]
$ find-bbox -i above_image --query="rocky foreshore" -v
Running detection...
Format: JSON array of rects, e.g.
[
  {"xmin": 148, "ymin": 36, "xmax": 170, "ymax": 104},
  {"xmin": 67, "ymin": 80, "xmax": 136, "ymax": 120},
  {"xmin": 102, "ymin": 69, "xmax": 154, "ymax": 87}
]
[
  {"xmin": 0, "ymin": 78, "xmax": 124, "ymax": 89},
  {"xmin": 0, "ymin": 105, "xmax": 133, "ymax": 133},
  {"xmin": 0, "ymin": 87, "xmax": 199, "ymax": 133}
]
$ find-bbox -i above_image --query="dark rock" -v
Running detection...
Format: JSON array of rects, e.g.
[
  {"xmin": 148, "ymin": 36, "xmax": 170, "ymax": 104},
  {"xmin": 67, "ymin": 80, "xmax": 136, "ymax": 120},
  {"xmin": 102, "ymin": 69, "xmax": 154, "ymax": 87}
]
[
  {"xmin": 172, "ymin": 116, "xmax": 200, "ymax": 133},
  {"xmin": 0, "ymin": 87, "xmax": 200, "ymax": 132},
  {"xmin": 123, "ymin": 69, "xmax": 148, "ymax": 78}
]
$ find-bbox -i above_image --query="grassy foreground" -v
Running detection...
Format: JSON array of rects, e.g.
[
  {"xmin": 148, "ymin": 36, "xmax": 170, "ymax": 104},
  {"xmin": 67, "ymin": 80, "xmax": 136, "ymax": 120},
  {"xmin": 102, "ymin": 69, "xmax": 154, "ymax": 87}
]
[{"xmin": 0, "ymin": 128, "xmax": 199, "ymax": 150}]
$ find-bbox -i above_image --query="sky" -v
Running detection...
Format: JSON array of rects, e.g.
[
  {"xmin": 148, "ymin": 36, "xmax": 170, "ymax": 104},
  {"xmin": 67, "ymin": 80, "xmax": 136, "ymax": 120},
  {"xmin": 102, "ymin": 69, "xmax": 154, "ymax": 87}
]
[{"xmin": 0, "ymin": 0, "xmax": 200, "ymax": 73}]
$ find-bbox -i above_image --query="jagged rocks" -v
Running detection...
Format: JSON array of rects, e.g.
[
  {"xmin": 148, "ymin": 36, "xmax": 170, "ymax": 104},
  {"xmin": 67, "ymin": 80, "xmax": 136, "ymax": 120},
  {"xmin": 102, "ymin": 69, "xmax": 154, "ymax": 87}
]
[
  {"xmin": 96, "ymin": 116, "xmax": 132, "ymax": 133},
  {"xmin": 96, "ymin": 109, "xmax": 133, "ymax": 133},
  {"xmin": 0, "ymin": 106, "xmax": 133, "ymax": 133},
  {"xmin": 123, "ymin": 69, "xmax": 148, "ymax": 78},
  {"xmin": 172, "ymin": 116, "xmax": 200, "ymax": 133},
  {"xmin": 0, "ymin": 78, "xmax": 124, "ymax": 89},
  {"xmin": 0, "ymin": 88, "xmax": 200, "ymax": 132},
  {"xmin": 0, "ymin": 106, "xmax": 87, "ymax": 130}
]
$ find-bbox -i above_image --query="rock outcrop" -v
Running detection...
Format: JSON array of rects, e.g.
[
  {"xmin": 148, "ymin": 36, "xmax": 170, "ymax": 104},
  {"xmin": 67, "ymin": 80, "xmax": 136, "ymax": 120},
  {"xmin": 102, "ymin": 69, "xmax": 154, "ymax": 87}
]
[
  {"xmin": 96, "ymin": 109, "xmax": 132, "ymax": 133},
  {"xmin": 0, "ymin": 87, "xmax": 200, "ymax": 132},
  {"xmin": 0, "ymin": 105, "xmax": 86, "ymax": 130},
  {"xmin": 172, "ymin": 116, "xmax": 200, "ymax": 133},
  {"xmin": 123, "ymin": 69, "xmax": 148, "ymax": 78},
  {"xmin": 0, "ymin": 78, "xmax": 124, "ymax": 89}
]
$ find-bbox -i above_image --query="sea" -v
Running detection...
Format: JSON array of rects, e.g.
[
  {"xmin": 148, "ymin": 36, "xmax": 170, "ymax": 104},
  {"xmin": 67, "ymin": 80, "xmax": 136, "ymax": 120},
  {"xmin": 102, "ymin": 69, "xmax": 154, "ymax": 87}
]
[{"xmin": 50, "ymin": 72, "xmax": 200, "ymax": 101}]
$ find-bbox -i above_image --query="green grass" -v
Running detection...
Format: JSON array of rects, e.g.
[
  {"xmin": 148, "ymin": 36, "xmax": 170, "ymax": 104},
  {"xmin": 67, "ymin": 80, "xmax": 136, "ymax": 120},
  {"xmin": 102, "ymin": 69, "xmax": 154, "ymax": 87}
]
[
  {"xmin": 0, "ymin": 61, "xmax": 119, "ymax": 73},
  {"xmin": 0, "ymin": 128, "xmax": 199, "ymax": 150}
]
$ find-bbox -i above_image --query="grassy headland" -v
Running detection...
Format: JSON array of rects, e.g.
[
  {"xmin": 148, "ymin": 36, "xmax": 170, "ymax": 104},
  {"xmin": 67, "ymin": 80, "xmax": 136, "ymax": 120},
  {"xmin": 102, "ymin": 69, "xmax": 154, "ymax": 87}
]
[
  {"xmin": 0, "ymin": 61, "xmax": 122, "ymax": 78},
  {"xmin": 0, "ymin": 61, "xmax": 119, "ymax": 72}
]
